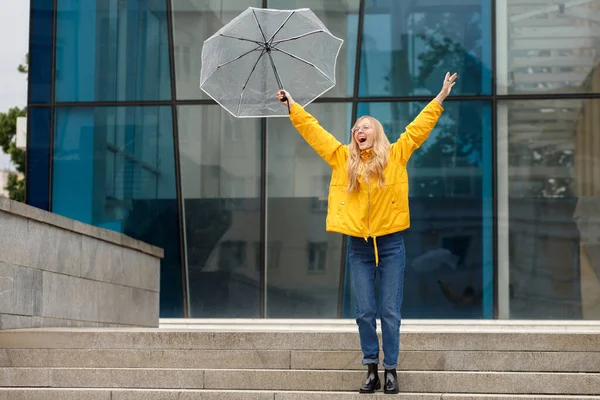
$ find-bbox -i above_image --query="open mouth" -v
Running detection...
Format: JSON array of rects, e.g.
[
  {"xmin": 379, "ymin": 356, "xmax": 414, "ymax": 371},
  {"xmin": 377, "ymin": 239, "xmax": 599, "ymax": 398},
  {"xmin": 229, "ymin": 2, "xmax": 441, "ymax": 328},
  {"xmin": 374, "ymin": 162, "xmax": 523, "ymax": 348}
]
[{"xmin": 357, "ymin": 136, "xmax": 367, "ymax": 144}]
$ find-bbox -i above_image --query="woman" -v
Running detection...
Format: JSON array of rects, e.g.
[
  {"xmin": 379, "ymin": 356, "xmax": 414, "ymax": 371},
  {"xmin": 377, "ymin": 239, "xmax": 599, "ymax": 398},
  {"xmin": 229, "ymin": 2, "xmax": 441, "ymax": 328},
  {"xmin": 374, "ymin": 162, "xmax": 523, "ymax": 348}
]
[{"xmin": 277, "ymin": 72, "xmax": 456, "ymax": 394}]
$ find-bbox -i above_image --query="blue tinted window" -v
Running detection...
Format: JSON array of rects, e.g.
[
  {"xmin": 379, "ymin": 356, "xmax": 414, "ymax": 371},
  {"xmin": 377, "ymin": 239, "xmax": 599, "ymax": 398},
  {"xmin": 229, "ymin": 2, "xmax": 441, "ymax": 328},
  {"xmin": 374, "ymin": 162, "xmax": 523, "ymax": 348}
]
[
  {"xmin": 26, "ymin": 107, "xmax": 51, "ymax": 210},
  {"xmin": 52, "ymin": 106, "xmax": 183, "ymax": 317},
  {"xmin": 29, "ymin": 0, "xmax": 54, "ymax": 103},
  {"xmin": 359, "ymin": 0, "xmax": 492, "ymax": 97},
  {"xmin": 342, "ymin": 100, "xmax": 494, "ymax": 319},
  {"xmin": 55, "ymin": 0, "xmax": 171, "ymax": 102}
]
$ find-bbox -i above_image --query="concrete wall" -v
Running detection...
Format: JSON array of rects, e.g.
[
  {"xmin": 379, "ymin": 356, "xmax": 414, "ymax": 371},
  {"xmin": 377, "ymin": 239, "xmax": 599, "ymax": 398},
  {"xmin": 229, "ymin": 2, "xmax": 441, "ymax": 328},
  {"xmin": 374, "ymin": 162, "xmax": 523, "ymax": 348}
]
[{"xmin": 0, "ymin": 197, "xmax": 163, "ymax": 330}]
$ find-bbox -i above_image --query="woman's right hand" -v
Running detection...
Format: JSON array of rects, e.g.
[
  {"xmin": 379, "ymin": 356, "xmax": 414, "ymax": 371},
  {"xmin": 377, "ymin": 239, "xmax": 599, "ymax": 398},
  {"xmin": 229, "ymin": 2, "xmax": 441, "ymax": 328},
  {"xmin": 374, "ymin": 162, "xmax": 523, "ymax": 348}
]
[{"xmin": 276, "ymin": 90, "xmax": 295, "ymax": 106}]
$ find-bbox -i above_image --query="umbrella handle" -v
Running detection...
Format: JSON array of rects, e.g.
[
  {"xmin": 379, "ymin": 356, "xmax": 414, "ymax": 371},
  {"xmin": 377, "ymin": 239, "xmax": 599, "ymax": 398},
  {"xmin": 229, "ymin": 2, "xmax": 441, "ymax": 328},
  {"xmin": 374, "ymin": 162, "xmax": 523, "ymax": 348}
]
[{"xmin": 278, "ymin": 90, "xmax": 290, "ymax": 114}]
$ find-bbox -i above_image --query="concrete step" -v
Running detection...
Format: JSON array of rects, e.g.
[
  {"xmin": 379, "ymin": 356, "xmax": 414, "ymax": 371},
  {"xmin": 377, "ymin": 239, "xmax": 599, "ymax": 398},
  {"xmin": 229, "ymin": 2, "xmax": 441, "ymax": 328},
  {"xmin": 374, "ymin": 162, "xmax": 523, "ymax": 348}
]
[
  {"xmin": 2, "ymin": 389, "xmax": 600, "ymax": 400},
  {"xmin": 2, "ymin": 329, "xmax": 600, "ymax": 352},
  {"xmin": 1, "ymin": 389, "xmax": 600, "ymax": 400},
  {"xmin": 157, "ymin": 318, "xmax": 600, "ymax": 330},
  {"xmin": 2, "ymin": 368, "xmax": 600, "ymax": 395},
  {"xmin": 2, "ymin": 348, "xmax": 600, "ymax": 372}
]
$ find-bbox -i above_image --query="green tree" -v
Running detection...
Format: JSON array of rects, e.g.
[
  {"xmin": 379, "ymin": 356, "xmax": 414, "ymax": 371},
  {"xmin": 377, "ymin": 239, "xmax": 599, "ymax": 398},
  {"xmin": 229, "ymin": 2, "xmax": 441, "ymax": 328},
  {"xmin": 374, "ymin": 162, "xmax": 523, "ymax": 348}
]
[
  {"xmin": 0, "ymin": 54, "xmax": 28, "ymax": 201},
  {"xmin": 18, "ymin": 53, "xmax": 29, "ymax": 75},
  {"xmin": 401, "ymin": 9, "xmax": 485, "ymax": 198},
  {"xmin": 0, "ymin": 107, "xmax": 26, "ymax": 201}
]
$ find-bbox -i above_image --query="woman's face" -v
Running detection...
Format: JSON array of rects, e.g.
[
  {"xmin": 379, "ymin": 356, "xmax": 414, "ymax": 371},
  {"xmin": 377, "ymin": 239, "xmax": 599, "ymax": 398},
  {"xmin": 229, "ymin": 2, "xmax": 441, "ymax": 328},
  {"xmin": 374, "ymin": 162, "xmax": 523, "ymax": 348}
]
[{"xmin": 352, "ymin": 118, "xmax": 375, "ymax": 150}]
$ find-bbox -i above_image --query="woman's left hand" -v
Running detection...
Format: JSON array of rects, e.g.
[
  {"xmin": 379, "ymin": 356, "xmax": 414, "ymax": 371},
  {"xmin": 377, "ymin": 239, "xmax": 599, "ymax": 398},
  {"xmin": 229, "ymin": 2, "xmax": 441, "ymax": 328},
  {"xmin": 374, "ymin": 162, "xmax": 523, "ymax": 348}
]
[{"xmin": 435, "ymin": 72, "xmax": 457, "ymax": 104}]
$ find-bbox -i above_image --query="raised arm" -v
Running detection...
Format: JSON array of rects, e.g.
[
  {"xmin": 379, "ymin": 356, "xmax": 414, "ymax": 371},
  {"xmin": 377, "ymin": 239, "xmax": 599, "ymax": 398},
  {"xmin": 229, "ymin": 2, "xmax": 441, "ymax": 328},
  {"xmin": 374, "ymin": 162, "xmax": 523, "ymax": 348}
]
[
  {"xmin": 396, "ymin": 72, "xmax": 456, "ymax": 164},
  {"xmin": 277, "ymin": 90, "xmax": 346, "ymax": 168}
]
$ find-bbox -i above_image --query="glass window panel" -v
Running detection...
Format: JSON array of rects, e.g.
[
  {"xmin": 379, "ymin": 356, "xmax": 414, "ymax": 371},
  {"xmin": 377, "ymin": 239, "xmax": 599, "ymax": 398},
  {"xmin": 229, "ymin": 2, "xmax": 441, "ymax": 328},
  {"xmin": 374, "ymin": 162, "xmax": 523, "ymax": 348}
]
[
  {"xmin": 173, "ymin": 1, "xmax": 359, "ymax": 100},
  {"xmin": 171, "ymin": 0, "xmax": 262, "ymax": 101},
  {"xmin": 359, "ymin": 0, "xmax": 492, "ymax": 97},
  {"xmin": 268, "ymin": 0, "xmax": 361, "ymax": 97},
  {"xmin": 497, "ymin": 0, "xmax": 600, "ymax": 95},
  {"xmin": 266, "ymin": 102, "xmax": 352, "ymax": 318},
  {"xmin": 52, "ymin": 106, "xmax": 183, "ymax": 317},
  {"xmin": 29, "ymin": 0, "xmax": 54, "ymax": 104},
  {"xmin": 55, "ymin": 0, "xmax": 171, "ymax": 102},
  {"xmin": 341, "ymin": 100, "xmax": 494, "ymax": 319},
  {"xmin": 105, "ymin": 150, "xmax": 116, "ymax": 198},
  {"xmin": 501, "ymin": 97, "xmax": 600, "ymax": 319},
  {"xmin": 26, "ymin": 107, "xmax": 51, "ymax": 210},
  {"xmin": 178, "ymin": 105, "xmax": 261, "ymax": 318}
]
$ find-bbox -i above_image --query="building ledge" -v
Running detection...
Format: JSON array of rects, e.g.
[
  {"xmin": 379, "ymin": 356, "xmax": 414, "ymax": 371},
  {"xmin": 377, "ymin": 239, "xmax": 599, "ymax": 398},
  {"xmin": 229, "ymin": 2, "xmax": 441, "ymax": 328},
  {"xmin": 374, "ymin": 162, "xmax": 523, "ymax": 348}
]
[{"xmin": 158, "ymin": 318, "xmax": 600, "ymax": 333}]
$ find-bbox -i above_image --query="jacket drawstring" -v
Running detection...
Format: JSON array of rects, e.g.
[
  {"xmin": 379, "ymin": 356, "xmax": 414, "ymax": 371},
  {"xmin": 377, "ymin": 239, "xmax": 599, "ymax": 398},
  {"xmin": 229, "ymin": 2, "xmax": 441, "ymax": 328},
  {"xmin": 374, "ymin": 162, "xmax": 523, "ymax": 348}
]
[
  {"xmin": 373, "ymin": 236, "xmax": 379, "ymax": 266},
  {"xmin": 364, "ymin": 235, "xmax": 380, "ymax": 266}
]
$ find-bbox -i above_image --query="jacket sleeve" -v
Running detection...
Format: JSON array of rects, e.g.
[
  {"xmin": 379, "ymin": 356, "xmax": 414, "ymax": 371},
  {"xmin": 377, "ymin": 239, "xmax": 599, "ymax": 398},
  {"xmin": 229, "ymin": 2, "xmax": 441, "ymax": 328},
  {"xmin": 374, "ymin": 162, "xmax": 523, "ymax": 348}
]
[
  {"xmin": 395, "ymin": 99, "xmax": 444, "ymax": 164},
  {"xmin": 289, "ymin": 103, "xmax": 346, "ymax": 168}
]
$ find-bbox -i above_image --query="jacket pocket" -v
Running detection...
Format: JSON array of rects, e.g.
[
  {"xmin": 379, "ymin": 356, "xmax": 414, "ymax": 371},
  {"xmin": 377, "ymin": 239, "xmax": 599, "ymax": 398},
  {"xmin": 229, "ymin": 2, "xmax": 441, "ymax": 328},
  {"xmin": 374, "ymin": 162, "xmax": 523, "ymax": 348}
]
[
  {"xmin": 337, "ymin": 199, "xmax": 346, "ymax": 216},
  {"xmin": 390, "ymin": 181, "xmax": 408, "ymax": 212},
  {"xmin": 329, "ymin": 186, "xmax": 347, "ymax": 220}
]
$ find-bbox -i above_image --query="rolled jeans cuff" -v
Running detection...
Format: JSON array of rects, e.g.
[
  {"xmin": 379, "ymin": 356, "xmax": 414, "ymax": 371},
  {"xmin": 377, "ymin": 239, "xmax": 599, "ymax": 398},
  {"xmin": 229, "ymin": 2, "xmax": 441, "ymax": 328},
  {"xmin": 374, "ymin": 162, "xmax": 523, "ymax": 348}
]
[{"xmin": 362, "ymin": 358, "xmax": 379, "ymax": 365}]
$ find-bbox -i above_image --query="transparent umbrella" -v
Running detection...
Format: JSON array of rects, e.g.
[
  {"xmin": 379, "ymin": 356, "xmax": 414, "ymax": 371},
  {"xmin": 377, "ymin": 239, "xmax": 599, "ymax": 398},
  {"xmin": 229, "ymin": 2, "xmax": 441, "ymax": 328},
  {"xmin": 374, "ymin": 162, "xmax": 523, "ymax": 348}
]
[{"xmin": 199, "ymin": 7, "xmax": 343, "ymax": 118}]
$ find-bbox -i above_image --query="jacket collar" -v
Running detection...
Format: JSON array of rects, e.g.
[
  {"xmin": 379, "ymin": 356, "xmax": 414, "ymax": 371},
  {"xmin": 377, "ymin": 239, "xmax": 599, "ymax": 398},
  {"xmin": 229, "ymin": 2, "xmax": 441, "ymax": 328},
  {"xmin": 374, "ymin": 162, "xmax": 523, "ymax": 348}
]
[{"xmin": 360, "ymin": 148, "xmax": 374, "ymax": 161}]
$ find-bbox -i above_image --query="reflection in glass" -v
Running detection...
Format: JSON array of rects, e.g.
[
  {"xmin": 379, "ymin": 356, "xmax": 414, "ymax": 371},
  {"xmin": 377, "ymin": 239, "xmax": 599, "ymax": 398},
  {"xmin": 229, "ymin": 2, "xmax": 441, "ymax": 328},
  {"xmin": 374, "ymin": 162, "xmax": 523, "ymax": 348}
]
[
  {"xmin": 29, "ymin": 0, "xmax": 54, "ymax": 104},
  {"xmin": 172, "ymin": 0, "xmax": 359, "ymax": 99},
  {"xmin": 342, "ymin": 101, "xmax": 494, "ymax": 319},
  {"xmin": 266, "ymin": 103, "xmax": 352, "ymax": 317},
  {"xmin": 52, "ymin": 106, "xmax": 183, "ymax": 317},
  {"xmin": 27, "ymin": 107, "xmax": 51, "ymax": 211},
  {"xmin": 503, "ymin": 96, "xmax": 600, "ymax": 319},
  {"xmin": 268, "ymin": 0, "xmax": 361, "ymax": 97},
  {"xmin": 171, "ymin": 0, "xmax": 261, "ymax": 100},
  {"xmin": 178, "ymin": 106, "xmax": 261, "ymax": 318},
  {"xmin": 55, "ymin": 0, "xmax": 171, "ymax": 102},
  {"xmin": 359, "ymin": 0, "xmax": 492, "ymax": 97},
  {"xmin": 497, "ymin": 0, "xmax": 600, "ymax": 94}
]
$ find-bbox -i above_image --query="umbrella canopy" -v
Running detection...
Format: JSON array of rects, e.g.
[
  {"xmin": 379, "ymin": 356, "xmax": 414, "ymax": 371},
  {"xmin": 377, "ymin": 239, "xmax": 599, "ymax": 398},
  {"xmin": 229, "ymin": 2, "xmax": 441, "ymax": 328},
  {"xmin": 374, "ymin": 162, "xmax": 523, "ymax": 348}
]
[{"xmin": 200, "ymin": 7, "xmax": 343, "ymax": 118}]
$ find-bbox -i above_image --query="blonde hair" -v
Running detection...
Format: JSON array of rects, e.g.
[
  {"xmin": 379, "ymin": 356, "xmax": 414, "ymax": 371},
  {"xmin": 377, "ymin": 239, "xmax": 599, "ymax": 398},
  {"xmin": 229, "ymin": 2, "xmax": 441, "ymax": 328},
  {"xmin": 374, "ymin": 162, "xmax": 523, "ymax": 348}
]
[{"xmin": 347, "ymin": 116, "xmax": 390, "ymax": 192}]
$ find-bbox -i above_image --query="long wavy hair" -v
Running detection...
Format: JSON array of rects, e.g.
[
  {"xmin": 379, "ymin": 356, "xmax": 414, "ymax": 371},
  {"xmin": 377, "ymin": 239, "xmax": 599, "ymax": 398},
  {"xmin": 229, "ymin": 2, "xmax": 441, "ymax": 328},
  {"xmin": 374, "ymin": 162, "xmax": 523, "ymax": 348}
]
[{"xmin": 347, "ymin": 116, "xmax": 390, "ymax": 192}]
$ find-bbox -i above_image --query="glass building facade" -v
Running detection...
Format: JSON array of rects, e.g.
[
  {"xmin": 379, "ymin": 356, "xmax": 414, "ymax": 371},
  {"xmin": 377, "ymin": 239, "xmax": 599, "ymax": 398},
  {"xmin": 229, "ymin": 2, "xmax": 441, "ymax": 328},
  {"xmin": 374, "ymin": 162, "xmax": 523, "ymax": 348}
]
[{"xmin": 26, "ymin": 0, "xmax": 600, "ymax": 320}]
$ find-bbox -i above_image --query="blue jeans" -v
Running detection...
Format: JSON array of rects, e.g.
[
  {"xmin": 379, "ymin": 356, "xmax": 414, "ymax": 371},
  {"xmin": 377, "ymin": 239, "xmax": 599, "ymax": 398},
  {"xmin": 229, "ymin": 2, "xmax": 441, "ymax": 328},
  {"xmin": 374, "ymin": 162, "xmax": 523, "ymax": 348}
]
[{"xmin": 349, "ymin": 232, "xmax": 406, "ymax": 369}]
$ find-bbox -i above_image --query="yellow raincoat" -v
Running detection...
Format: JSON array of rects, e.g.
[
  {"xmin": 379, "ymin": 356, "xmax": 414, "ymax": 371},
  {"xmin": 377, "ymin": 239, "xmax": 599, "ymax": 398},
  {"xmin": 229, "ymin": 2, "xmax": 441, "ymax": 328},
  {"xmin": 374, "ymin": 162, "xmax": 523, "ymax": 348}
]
[{"xmin": 289, "ymin": 100, "xmax": 444, "ymax": 265}]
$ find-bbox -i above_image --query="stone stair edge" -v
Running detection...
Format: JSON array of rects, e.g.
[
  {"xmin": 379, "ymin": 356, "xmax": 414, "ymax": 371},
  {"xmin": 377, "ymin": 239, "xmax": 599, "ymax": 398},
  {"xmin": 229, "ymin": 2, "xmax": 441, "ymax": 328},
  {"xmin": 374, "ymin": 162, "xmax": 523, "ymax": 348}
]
[
  {"xmin": 0, "ymin": 328, "xmax": 600, "ymax": 352},
  {"xmin": 2, "ymin": 367, "xmax": 600, "ymax": 374},
  {"xmin": 5, "ymin": 326, "xmax": 600, "ymax": 333},
  {"xmin": 2, "ymin": 387, "xmax": 600, "ymax": 399},
  {"xmin": 3, "ymin": 369, "xmax": 600, "ymax": 396},
  {"xmin": 4, "ymin": 348, "xmax": 600, "ymax": 373}
]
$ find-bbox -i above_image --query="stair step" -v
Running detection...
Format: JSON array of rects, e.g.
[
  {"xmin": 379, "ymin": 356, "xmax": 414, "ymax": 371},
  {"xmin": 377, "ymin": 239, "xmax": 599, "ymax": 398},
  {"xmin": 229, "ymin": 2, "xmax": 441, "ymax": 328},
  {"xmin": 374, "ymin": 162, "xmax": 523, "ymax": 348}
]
[
  {"xmin": 201, "ymin": 369, "xmax": 600, "ymax": 394},
  {"xmin": 2, "ymin": 368, "xmax": 600, "ymax": 394},
  {"xmin": 3, "ymin": 327, "xmax": 600, "ymax": 397},
  {"xmin": 1, "ymin": 389, "xmax": 600, "ymax": 400},
  {"xmin": 2, "ymin": 348, "xmax": 600, "ymax": 372},
  {"xmin": 2, "ymin": 329, "xmax": 600, "ymax": 352}
]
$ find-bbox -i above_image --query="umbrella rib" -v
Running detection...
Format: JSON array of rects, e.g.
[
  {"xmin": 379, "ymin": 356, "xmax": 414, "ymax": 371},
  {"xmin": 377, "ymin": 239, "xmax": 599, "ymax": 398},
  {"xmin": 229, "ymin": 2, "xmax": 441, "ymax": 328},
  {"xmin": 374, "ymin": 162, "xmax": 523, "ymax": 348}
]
[
  {"xmin": 251, "ymin": 8, "xmax": 268, "ymax": 42},
  {"xmin": 238, "ymin": 48, "xmax": 268, "ymax": 115},
  {"xmin": 266, "ymin": 51, "xmax": 284, "ymax": 90},
  {"xmin": 271, "ymin": 48, "xmax": 333, "ymax": 84},
  {"xmin": 271, "ymin": 30, "xmax": 324, "ymax": 45},
  {"xmin": 267, "ymin": 11, "xmax": 295, "ymax": 44},
  {"xmin": 219, "ymin": 33, "xmax": 264, "ymax": 46},
  {"xmin": 217, "ymin": 45, "xmax": 263, "ymax": 69}
]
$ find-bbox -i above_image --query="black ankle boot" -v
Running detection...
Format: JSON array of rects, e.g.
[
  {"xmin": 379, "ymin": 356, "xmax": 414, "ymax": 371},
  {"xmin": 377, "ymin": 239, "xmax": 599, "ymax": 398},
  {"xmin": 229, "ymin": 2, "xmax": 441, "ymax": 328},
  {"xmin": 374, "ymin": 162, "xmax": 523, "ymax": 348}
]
[
  {"xmin": 359, "ymin": 363, "xmax": 381, "ymax": 393},
  {"xmin": 384, "ymin": 368, "xmax": 399, "ymax": 394}
]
